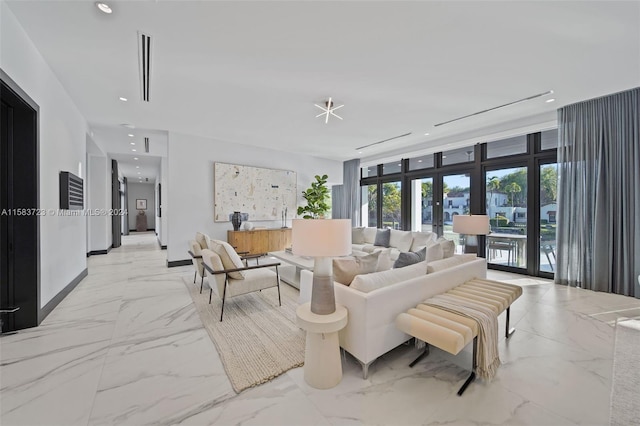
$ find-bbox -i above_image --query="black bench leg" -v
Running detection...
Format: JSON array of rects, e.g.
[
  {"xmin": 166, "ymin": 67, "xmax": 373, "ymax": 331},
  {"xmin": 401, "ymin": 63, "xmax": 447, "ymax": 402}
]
[
  {"xmin": 505, "ymin": 306, "xmax": 515, "ymax": 338},
  {"xmin": 457, "ymin": 336, "xmax": 477, "ymax": 396},
  {"xmin": 409, "ymin": 342, "xmax": 430, "ymax": 367}
]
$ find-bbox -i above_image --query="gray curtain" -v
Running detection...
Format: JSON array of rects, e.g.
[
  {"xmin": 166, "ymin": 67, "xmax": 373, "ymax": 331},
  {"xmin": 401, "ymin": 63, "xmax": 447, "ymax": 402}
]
[
  {"xmin": 556, "ymin": 87, "xmax": 640, "ymax": 298},
  {"xmin": 331, "ymin": 184, "xmax": 346, "ymax": 219},
  {"xmin": 343, "ymin": 159, "xmax": 361, "ymax": 226}
]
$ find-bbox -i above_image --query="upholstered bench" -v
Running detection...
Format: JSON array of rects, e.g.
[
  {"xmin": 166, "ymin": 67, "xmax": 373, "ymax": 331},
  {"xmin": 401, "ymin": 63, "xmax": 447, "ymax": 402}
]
[{"xmin": 395, "ymin": 278, "xmax": 522, "ymax": 395}]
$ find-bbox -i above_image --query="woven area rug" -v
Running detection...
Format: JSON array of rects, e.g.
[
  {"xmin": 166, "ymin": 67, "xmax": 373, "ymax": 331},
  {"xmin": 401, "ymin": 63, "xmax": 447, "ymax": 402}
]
[
  {"xmin": 610, "ymin": 317, "xmax": 640, "ymax": 426},
  {"xmin": 182, "ymin": 276, "xmax": 305, "ymax": 393}
]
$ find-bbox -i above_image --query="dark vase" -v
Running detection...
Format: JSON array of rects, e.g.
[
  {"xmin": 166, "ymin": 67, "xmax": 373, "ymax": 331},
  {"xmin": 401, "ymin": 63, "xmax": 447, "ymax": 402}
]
[{"xmin": 231, "ymin": 211, "xmax": 242, "ymax": 231}]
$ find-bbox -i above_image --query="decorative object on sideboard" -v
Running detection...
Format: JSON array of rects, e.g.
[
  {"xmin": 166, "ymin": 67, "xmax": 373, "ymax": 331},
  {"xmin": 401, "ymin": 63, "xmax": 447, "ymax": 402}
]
[
  {"xmin": 297, "ymin": 174, "xmax": 330, "ymax": 219},
  {"xmin": 230, "ymin": 211, "xmax": 242, "ymax": 231},
  {"xmin": 281, "ymin": 207, "xmax": 289, "ymax": 228},
  {"xmin": 453, "ymin": 214, "xmax": 490, "ymax": 254},
  {"xmin": 292, "ymin": 219, "xmax": 351, "ymax": 315},
  {"xmin": 243, "ymin": 221, "xmax": 254, "ymax": 231},
  {"xmin": 59, "ymin": 171, "xmax": 84, "ymax": 210}
]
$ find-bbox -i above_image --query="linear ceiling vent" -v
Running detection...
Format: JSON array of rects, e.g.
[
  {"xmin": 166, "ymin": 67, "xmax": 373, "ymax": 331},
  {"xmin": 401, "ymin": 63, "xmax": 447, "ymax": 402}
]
[
  {"xmin": 434, "ymin": 90, "xmax": 554, "ymax": 127},
  {"xmin": 144, "ymin": 137, "xmax": 150, "ymax": 153},
  {"xmin": 356, "ymin": 132, "xmax": 412, "ymax": 151},
  {"xmin": 137, "ymin": 32, "xmax": 153, "ymax": 102}
]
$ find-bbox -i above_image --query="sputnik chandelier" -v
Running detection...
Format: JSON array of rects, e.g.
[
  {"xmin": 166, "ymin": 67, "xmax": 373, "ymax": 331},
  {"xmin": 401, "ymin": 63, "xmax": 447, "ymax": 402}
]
[{"xmin": 314, "ymin": 97, "xmax": 344, "ymax": 123}]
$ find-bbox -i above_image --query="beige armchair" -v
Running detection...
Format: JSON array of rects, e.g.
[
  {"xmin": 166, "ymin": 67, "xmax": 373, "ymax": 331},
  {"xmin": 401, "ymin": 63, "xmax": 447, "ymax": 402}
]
[
  {"xmin": 201, "ymin": 242, "xmax": 282, "ymax": 321},
  {"xmin": 188, "ymin": 232, "xmax": 209, "ymax": 293}
]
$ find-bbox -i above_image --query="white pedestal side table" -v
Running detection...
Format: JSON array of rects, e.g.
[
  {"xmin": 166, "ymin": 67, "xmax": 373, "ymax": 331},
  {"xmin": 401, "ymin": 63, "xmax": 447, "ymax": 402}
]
[{"xmin": 296, "ymin": 302, "xmax": 348, "ymax": 389}]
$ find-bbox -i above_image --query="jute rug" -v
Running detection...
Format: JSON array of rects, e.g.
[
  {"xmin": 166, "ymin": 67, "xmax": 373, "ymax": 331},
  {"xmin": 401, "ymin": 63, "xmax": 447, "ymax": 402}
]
[
  {"xmin": 610, "ymin": 317, "xmax": 640, "ymax": 426},
  {"xmin": 182, "ymin": 276, "xmax": 305, "ymax": 393}
]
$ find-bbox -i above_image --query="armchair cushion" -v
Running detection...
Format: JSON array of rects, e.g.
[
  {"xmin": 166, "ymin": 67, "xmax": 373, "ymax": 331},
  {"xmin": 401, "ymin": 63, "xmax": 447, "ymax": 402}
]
[
  {"xmin": 195, "ymin": 232, "xmax": 208, "ymax": 250},
  {"xmin": 210, "ymin": 240, "xmax": 246, "ymax": 280},
  {"xmin": 201, "ymin": 249, "xmax": 226, "ymax": 292}
]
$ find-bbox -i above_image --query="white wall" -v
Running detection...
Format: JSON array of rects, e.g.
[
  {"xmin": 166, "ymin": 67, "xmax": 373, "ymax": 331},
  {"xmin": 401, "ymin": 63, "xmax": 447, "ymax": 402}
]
[
  {"xmin": 166, "ymin": 132, "xmax": 343, "ymax": 262},
  {"xmin": 127, "ymin": 183, "xmax": 156, "ymax": 230},
  {"xmin": 87, "ymin": 154, "xmax": 111, "ymax": 252},
  {"xmin": 1, "ymin": 2, "xmax": 88, "ymax": 306}
]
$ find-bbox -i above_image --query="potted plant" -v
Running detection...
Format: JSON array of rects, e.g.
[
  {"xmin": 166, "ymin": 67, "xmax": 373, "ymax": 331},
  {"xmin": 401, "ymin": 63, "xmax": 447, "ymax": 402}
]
[{"xmin": 297, "ymin": 174, "xmax": 330, "ymax": 219}]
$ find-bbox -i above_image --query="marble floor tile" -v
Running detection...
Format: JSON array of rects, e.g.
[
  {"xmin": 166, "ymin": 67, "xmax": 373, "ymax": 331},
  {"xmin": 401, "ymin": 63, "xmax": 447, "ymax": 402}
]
[{"xmin": 1, "ymin": 233, "xmax": 635, "ymax": 426}]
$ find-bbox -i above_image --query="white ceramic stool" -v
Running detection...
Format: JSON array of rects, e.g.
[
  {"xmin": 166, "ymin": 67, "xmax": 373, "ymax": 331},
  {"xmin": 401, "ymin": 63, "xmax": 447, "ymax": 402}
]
[{"xmin": 296, "ymin": 302, "xmax": 348, "ymax": 389}]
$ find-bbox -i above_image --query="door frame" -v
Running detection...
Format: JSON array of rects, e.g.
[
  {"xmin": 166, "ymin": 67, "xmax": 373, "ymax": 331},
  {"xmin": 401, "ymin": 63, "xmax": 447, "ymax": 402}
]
[{"xmin": 1, "ymin": 69, "xmax": 40, "ymax": 330}]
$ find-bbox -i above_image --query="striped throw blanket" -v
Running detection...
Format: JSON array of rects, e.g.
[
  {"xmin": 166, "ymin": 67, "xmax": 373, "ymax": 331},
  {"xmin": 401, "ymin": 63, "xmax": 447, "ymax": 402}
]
[{"xmin": 424, "ymin": 293, "xmax": 501, "ymax": 380}]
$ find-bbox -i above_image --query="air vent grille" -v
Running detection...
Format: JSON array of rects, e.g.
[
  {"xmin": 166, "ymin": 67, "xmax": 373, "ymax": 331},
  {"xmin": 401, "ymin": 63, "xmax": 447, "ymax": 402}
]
[
  {"xmin": 60, "ymin": 171, "xmax": 84, "ymax": 210},
  {"xmin": 138, "ymin": 32, "xmax": 152, "ymax": 102},
  {"xmin": 144, "ymin": 137, "xmax": 150, "ymax": 153}
]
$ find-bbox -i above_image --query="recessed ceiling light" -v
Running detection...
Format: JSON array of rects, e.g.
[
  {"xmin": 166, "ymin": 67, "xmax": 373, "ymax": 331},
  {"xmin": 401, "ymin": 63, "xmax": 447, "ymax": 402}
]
[
  {"xmin": 119, "ymin": 97, "xmax": 127, "ymax": 102},
  {"xmin": 418, "ymin": 160, "xmax": 423, "ymax": 163},
  {"xmin": 546, "ymin": 99, "xmax": 555, "ymax": 103},
  {"xmin": 96, "ymin": 2, "xmax": 112, "ymax": 14},
  {"xmin": 424, "ymin": 133, "xmax": 430, "ymax": 136},
  {"xmin": 128, "ymin": 134, "xmax": 134, "ymax": 137},
  {"xmin": 358, "ymin": 151, "xmax": 363, "ymax": 154},
  {"xmin": 397, "ymin": 164, "xmax": 401, "ymax": 167},
  {"xmin": 137, "ymin": 172, "xmax": 141, "ymax": 174},
  {"xmin": 131, "ymin": 149, "xmax": 137, "ymax": 152},
  {"xmin": 442, "ymin": 156, "xmax": 447, "ymax": 159},
  {"xmin": 130, "ymin": 142, "xmax": 135, "ymax": 145},
  {"xmin": 134, "ymin": 157, "xmax": 139, "ymax": 160}
]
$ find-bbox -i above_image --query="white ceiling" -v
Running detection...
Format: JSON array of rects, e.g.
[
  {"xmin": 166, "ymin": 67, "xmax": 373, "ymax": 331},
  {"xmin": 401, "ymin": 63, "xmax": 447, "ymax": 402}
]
[{"xmin": 7, "ymin": 1, "xmax": 640, "ymax": 170}]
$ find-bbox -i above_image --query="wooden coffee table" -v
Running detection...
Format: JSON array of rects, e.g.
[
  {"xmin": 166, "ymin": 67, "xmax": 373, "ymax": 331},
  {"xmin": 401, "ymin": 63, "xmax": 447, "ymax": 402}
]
[{"xmin": 267, "ymin": 251, "xmax": 314, "ymax": 289}]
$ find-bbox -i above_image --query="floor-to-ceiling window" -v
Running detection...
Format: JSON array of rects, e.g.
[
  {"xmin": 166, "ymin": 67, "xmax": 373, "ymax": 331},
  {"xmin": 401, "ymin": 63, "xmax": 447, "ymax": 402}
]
[
  {"xmin": 485, "ymin": 166, "xmax": 528, "ymax": 269},
  {"xmin": 360, "ymin": 128, "xmax": 557, "ymax": 279}
]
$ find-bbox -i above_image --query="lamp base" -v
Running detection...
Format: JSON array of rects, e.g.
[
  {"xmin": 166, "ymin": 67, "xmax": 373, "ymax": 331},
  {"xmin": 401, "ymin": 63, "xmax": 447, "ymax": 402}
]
[
  {"xmin": 310, "ymin": 257, "xmax": 336, "ymax": 315},
  {"xmin": 463, "ymin": 235, "xmax": 479, "ymax": 255}
]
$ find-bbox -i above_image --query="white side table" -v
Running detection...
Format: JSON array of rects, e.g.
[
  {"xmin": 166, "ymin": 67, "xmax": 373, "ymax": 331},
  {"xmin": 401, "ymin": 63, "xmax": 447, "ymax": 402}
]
[{"xmin": 296, "ymin": 302, "xmax": 348, "ymax": 389}]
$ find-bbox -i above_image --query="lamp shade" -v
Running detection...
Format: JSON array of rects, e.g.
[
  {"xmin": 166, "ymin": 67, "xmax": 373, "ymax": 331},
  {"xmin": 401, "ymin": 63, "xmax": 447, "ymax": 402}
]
[
  {"xmin": 452, "ymin": 215, "xmax": 490, "ymax": 235},
  {"xmin": 292, "ymin": 219, "xmax": 351, "ymax": 257}
]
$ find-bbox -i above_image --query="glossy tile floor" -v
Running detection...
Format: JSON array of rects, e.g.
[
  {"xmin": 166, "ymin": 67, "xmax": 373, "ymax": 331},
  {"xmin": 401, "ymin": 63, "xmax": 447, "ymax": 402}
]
[{"xmin": 1, "ymin": 233, "xmax": 639, "ymax": 425}]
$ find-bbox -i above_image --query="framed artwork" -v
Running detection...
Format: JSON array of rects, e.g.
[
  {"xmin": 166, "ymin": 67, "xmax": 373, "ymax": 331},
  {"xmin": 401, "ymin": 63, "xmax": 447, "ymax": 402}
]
[{"xmin": 136, "ymin": 199, "xmax": 147, "ymax": 210}]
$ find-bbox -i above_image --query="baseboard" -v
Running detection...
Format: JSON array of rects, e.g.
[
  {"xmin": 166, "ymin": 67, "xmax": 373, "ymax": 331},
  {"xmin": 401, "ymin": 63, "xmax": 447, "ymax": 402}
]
[
  {"xmin": 157, "ymin": 237, "xmax": 167, "ymax": 250},
  {"xmin": 39, "ymin": 268, "xmax": 88, "ymax": 323},
  {"xmin": 167, "ymin": 259, "xmax": 191, "ymax": 267},
  {"xmin": 88, "ymin": 247, "xmax": 110, "ymax": 256}
]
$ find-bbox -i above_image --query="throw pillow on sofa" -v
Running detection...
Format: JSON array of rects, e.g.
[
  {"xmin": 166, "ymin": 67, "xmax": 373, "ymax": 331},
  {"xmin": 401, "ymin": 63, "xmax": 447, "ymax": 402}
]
[
  {"xmin": 374, "ymin": 228, "xmax": 391, "ymax": 247},
  {"xmin": 389, "ymin": 230, "xmax": 413, "ymax": 252},
  {"xmin": 350, "ymin": 260, "xmax": 427, "ymax": 293},
  {"xmin": 393, "ymin": 247, "xmax": 426, "ymax": 268},
  {"xmin": 436, "ymin": 237, "xmax": 456, "ymax": 258},
  {"xmin": 352, "ymin": 227, "xmax": 366, "ymax": 244},
  {"xmin": 333, "ymin": 252, "xmax": 380, "ymax": 285}
]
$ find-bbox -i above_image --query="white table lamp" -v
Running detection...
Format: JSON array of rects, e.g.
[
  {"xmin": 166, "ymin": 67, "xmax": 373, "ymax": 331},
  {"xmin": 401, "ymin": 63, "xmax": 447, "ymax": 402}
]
[
  {"xmin": 453, "ymin": 214, "xmax": 490, "ymax": 254},
  {"xmin": 292, "ymin": 219, "xmax": 351, "ymax": 314}
]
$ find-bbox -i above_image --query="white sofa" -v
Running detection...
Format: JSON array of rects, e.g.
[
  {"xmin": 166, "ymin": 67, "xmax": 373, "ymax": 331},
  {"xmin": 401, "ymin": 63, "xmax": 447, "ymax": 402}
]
[
  {"xmin": 351, "ymin": 227, "xmax": 437, "ymax": 261},
  {"xmin": 299, "ymin": 256, "xmax": 487, "ymax": 378}
]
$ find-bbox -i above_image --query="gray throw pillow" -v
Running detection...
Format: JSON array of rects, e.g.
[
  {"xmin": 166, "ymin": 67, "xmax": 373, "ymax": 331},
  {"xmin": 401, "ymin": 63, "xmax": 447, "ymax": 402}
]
[
  {"xmin": 374, "ymin": 228, "xmax": 391, "ymax": 247},
  {"xmin": 393, "ymin": 247, "xmax": 427, "ymax": 268}
]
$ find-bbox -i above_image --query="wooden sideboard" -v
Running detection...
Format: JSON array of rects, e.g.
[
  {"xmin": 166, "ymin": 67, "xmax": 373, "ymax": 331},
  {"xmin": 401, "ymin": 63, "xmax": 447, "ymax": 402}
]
[{"xmin": 227, "ymin": 228, "xmax": 292, "ymax": 255}]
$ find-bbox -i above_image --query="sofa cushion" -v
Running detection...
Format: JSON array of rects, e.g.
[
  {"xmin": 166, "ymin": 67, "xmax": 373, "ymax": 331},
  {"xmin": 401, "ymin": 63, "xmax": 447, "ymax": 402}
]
[
  {"xmin": 427, "ymin": 254, "xmax": 476, "ymax": 273},
  {"xmin": 352, "ymin": 227, "xmax": 366, "ymax": 244},
  {"xmin": 393, "ymin": 247, "xmax": 426, "ymax": 268},
  {"xmin": 363, "ymin": 227, "xmax": 377, "ymax": 244},
  {"xmin": 390, "ymin": 230, "xmax": 413, "ymax": 252},
  {"xmin": 410, "ymin": 231, "xmax": 437, "ymax": 252},
  {"xmin": 376, "ymin": 249, "xmax": 392, "ymax": 271},
  {"xmin": 210, "ymin": 240, "xmax": 246, "ymax": 280},
  {"xmin": 426, "ymin": 243, "xmax": 444, "ymax": 262},
  {"xmin": 350, "ymin": 260, "xmax": 427, "ymax": 293},
  {"xmin": 437, "ymin": 237, "xmax": 456, "ymax": 258},
  {"xmin": 374, "ymin": 229, "xmax": 391, "ymax": 247},
  {"xmin": 333, "ymin": 252, "xmax": 380, "ymax": 285}
]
